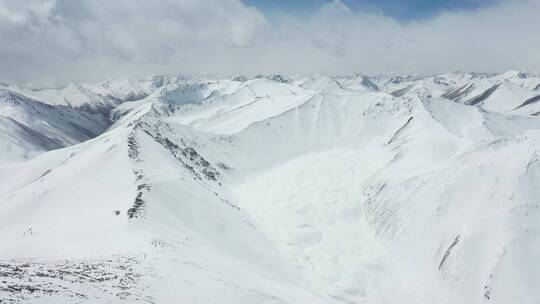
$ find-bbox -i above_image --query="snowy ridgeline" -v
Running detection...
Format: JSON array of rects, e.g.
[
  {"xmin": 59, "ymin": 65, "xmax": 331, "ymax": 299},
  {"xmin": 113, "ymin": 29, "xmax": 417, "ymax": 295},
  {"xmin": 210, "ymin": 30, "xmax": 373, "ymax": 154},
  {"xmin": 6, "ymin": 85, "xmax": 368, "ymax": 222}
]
[{"xmin": 1, "ymin": 71, "xmax": 540, "ymax": 303}]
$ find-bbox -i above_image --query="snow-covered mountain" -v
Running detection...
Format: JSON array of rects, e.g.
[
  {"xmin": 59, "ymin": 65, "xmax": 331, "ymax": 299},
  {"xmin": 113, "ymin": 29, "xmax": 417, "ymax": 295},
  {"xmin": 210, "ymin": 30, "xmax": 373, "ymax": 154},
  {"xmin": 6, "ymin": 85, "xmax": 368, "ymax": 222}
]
[{"xmin": 1, "ymin": 71, "xmax": 540, "ymax": 304}]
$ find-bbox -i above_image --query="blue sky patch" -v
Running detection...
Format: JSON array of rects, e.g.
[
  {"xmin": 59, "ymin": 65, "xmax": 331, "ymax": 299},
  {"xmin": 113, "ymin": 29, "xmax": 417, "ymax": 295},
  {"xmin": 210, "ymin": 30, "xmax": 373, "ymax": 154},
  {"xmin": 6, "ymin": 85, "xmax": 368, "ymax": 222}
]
[{"xmin": 244, "ymin": 0, "xmax": 500, "ymax": 20}]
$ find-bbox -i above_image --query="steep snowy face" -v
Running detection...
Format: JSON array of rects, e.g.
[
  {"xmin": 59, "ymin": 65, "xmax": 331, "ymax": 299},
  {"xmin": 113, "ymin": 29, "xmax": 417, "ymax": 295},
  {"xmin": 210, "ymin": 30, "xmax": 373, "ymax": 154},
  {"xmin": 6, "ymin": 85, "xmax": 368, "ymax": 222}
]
[
  {"xmin": 1, "ymin": 72, "xmax": 540, "ymax": 304},
  {"xmin": 219, "ymin": 91, "xmax": 540, "ymax": 303},
  {"xmin": 0, "ymin": 89, "xmax": 110, "ymax": 162},
  {"xmin": 0, "ymin": 116, "xmax": 62, "ymax": 162}
]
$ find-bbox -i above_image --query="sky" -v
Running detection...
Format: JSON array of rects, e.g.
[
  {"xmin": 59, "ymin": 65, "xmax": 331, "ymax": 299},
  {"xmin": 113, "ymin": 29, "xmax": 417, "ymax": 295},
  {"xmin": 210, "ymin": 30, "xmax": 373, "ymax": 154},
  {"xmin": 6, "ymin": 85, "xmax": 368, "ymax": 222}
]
[{"xmin": 0, "ymin": 0, "xmax": 539, "ymax": 85}]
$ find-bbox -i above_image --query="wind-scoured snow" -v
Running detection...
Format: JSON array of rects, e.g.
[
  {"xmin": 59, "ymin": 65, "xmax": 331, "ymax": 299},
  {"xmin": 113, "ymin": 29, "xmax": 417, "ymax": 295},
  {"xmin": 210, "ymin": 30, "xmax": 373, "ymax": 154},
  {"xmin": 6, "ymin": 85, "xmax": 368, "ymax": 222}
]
[{"xmin": 1, "ymin": 71, "xmax": 540, "ymax": 304}]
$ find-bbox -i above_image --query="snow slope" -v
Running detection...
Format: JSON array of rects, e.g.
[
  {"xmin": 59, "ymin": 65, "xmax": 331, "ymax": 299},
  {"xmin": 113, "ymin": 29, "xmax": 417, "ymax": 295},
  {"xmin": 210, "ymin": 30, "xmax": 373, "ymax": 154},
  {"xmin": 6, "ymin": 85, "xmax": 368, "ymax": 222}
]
[
  {"xmin": 0, "ymin": 116, "xmax": 62, "ymax": 162},
  {"xmin": 1, "ymin": 71, "xmax": 540, "ymax": 304}
]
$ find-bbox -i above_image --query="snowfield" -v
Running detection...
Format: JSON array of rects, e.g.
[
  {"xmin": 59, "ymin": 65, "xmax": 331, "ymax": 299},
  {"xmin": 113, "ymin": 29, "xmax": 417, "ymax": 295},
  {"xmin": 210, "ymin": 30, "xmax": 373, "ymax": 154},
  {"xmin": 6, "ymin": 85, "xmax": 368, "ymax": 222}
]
[{"xmin": 1, "ymin": 72, "xmax": 540, "ymax": 303}]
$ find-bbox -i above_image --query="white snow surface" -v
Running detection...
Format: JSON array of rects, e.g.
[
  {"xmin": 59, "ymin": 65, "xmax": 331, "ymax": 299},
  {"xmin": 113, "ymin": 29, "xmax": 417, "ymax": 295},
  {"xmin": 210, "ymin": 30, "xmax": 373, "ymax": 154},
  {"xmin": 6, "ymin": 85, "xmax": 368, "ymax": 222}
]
[{"xmin": 1, "ymin": 72, "xmax": 540, "ymax": 303}]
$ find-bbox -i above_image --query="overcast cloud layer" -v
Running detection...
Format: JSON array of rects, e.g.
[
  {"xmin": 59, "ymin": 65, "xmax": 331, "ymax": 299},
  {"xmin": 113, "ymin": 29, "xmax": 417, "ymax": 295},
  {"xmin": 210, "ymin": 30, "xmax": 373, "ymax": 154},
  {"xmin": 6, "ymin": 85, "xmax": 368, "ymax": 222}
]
[{"xmin": 0, "ymin": 0, "xmax": 539, "ymax": 84}]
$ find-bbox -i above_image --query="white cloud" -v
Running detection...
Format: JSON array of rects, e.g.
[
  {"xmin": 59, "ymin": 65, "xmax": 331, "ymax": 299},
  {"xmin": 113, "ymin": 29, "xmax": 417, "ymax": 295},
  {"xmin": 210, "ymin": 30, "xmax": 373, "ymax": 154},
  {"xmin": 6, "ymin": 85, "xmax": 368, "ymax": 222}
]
[
  {"xmin": 0, "ymin": 0, "xmax": 539, "ymax": 84},
  {"xmin": 0, "ymin": 0, "xmax": 58, "ymax": 26}
]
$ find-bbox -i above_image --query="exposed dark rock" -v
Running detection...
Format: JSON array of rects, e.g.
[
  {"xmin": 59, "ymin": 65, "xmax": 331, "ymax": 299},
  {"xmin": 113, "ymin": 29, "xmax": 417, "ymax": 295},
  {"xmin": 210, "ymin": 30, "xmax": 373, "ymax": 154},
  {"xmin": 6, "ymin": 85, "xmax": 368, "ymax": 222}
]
[
  {"xmin": 484, "ymin": 285, "xmax": 491, "ymax": 300},
  {"xmin": 255, "ymin": 74, "xmax": 292, "ymax": 84},
  {"xmin": 232, "ymin": 75, "xmax": 248, "ymax": 82},
  {"xmin": 391, "ymin": 85, "xmax": 414, "ymax": 97},
  {"xmin": 438, "ymin": 235, "xmax": 461, "ymax": 270},
  {"xmin": 433, "ymin": 77, "xmax": 449, "ymax": 86},
  {"xmin": 442, "ymin": 83, "xmax": 474, "ymax": 101},
  {"xmin": 0, "ymin": 257, "xmax": 151, "ymax": 303},
  {"xmin": 128, "ymin": 194, "xmax": 146, "ymax": 220},
  {"xmin": 361, "ymin": 76, "xmax": 379, "ymax": 91},
  {"xmin": 513, "ymin": 95, "xmax": 540, "ymax": 110},
  {"xmin": 465, "ymin": 84, "xmax": 501, "ymax": 106},
  {"xmin": 216, "ymin": 162, "xmax": 231, "ymax": 170},
  {"xmin": 127, "ymin": 133, "xmax": 140, "ymax": 159},
  {"xmin": 386, "ymin": 117, "xmax": 414, "ymax": 145},
  {"xmin": 140, "ymin": 126, "xmax": 222, "ymax": 183}
]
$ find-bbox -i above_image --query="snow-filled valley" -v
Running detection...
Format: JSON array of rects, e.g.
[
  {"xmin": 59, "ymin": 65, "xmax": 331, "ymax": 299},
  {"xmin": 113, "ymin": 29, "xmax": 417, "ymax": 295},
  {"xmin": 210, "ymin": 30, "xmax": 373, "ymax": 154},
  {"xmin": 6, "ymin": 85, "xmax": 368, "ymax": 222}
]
[{"xmin": 1, "ymin": 71, "xmax": 540, "ymax": 303}]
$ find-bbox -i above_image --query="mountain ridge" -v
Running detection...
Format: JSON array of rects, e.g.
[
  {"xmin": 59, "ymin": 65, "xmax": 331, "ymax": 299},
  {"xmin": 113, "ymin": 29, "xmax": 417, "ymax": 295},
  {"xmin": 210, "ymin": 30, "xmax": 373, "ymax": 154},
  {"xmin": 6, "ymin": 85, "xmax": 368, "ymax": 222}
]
[{"xmin": 1, "ymin": 71, "xmax": 539, "ymax": 303}]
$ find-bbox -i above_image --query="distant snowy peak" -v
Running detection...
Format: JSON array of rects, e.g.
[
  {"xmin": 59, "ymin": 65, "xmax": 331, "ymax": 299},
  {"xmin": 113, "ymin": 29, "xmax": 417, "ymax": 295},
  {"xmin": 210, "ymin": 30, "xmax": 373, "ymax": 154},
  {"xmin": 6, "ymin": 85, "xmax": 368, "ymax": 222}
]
[
  {"xmin": 344, "ymin": 71, "xmax": 540, "ymax": 115},
  {"xmin": 107, "ymin": 71, "xmax": 540, "ymax": 136},
  {"xmin": 2, "ymin": 70, "xmax": 540, "ymax": 162},
  {"xmin": 3, "ymin": 70, "xmax": 538, "ymax": 115},
  {"xmin": 6, "ymin": 78, "xmax": 160, "ymax": 116}
]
